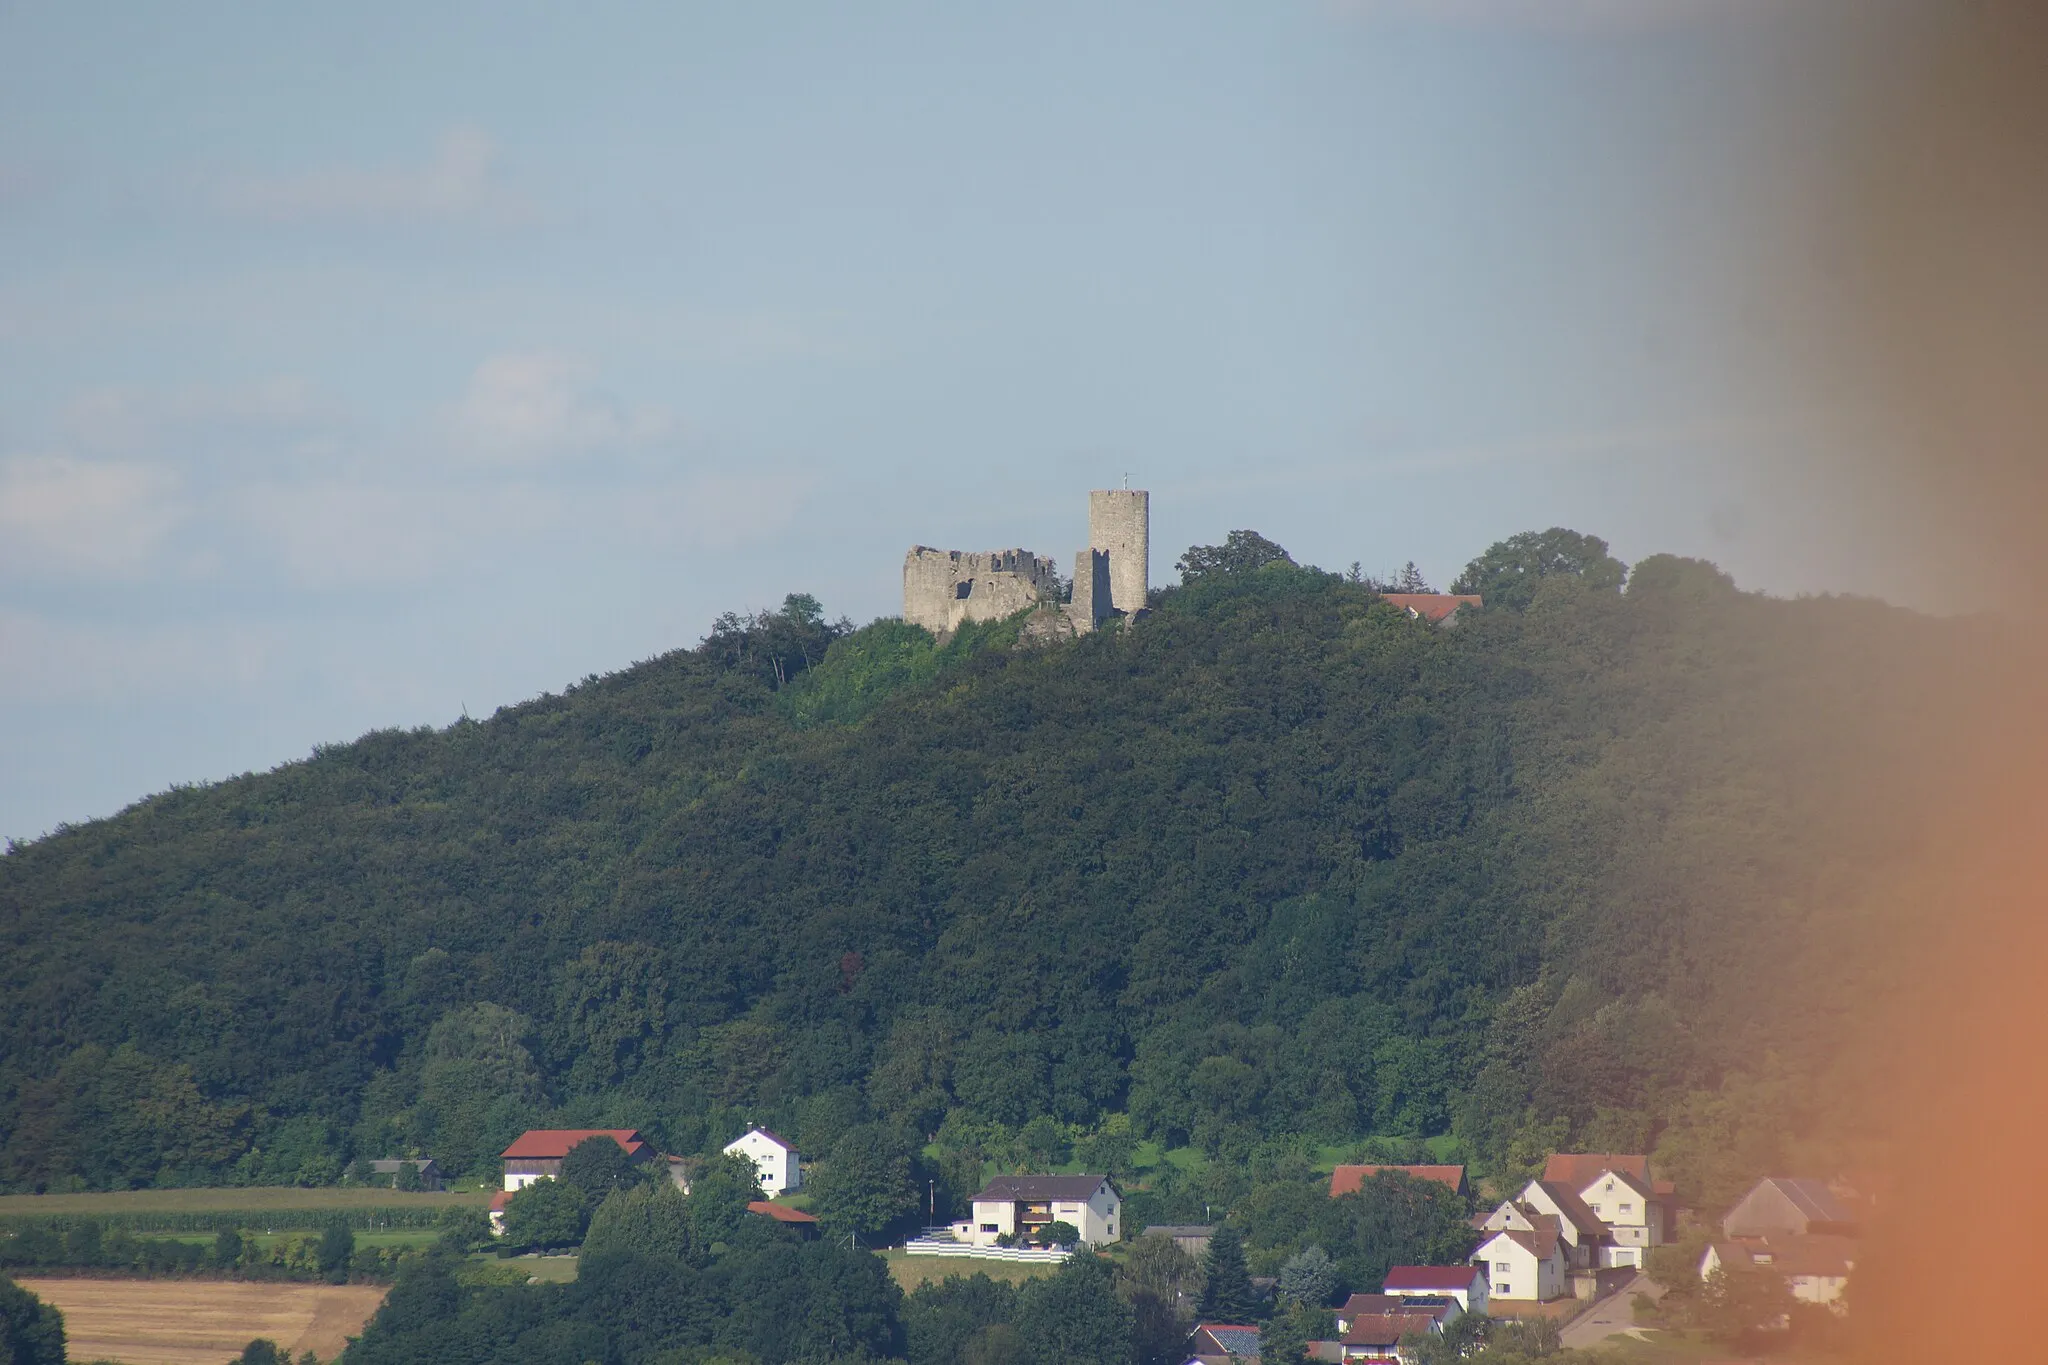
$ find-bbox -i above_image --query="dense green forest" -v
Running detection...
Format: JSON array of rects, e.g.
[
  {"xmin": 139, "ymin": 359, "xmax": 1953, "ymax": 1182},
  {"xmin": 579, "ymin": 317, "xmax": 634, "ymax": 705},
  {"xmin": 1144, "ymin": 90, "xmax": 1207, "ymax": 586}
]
[{"xmin": 0, "ymin": 528, "xmax": 1955, "ymax": 1214}]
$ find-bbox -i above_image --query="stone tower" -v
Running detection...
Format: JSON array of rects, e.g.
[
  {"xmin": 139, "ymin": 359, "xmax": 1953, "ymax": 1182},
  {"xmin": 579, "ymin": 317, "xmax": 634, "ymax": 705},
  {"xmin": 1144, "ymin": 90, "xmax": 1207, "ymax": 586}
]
[{"xmin": 1088, "ymin": 489, "xmax": 1149, "ymax": 616}]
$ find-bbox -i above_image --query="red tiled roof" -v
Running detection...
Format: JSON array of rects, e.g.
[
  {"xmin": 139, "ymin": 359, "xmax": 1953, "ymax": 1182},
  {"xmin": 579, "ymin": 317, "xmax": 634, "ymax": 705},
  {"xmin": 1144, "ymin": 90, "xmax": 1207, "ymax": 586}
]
[
  {"xmin": 747, "ymin": 1200, "xmax": 818, "ymax": 1224},
  {"xmin": 1384, "ymin": 1265, "xmax": 1481, "ymax": 1292},
  {"xmin": 500, "ymin": 1128, "xmax": 650, "ymax": 1160},
  {"xmin": 1379, "ymin": 593, "xmax": 1483, "ymax": 622},
  {"xmin": 1542, "ymin": 1153, "xmax": 1650, "ymax": 1190},
  {"xmin": 489, "ymin": 1190, "xmax": 513, "ymax": 1211},
  {"xmin": 1330, "ymin": 1164, "xmax": 1467, "ymax": 1197}
]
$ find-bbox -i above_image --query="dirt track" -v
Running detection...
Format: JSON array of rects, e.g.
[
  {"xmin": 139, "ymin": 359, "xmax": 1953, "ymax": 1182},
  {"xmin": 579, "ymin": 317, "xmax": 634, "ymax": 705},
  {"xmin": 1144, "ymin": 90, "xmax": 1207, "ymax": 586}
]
[{"xmin": 14, "ymin": 1278, "xmax": 387, "ymax": 1365}]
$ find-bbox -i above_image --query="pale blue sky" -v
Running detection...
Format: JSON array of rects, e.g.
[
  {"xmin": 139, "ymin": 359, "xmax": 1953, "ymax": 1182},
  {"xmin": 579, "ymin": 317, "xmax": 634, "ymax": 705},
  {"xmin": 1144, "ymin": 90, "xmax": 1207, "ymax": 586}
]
[{"xmin": 1, "ymin": 2, "xmax": 1903, "ymax": 841}]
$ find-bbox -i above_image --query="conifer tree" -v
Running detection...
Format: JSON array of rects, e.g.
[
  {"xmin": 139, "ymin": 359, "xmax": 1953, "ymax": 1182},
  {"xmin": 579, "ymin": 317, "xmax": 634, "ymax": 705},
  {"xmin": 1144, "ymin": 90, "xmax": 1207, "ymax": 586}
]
[{"xmin": 1197, "ymin": 1224, "xmax": 1257, "ymax": 1324}]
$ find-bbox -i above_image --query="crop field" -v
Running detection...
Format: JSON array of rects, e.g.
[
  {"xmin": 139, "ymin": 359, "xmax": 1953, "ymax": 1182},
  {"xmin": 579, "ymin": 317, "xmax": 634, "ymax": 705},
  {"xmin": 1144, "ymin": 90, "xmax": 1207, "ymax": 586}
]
[
  {"xmin": 0, "ymin": 1188, "xmax": 487, "ymax": 1217},
  {"xmin": 15, "ymin": 1277, "xmax": 388, "ymax": 1365}
]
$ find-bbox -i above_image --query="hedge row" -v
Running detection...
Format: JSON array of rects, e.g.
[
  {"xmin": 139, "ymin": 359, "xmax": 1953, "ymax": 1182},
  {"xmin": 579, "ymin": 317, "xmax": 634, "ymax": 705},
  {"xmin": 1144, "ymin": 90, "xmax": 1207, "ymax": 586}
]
[{"xmin": 0, "ymin": 1206, "xmax": 458, "ymax": 1234}]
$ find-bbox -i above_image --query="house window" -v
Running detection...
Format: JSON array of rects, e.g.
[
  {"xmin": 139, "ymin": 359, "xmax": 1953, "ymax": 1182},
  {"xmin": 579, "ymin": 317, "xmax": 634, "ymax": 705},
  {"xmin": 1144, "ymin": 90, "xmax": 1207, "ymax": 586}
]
[
  {"xmin": 1588, "ymin": 1203, "xmax": 1602, "ymax": 1214},
  {"xmin": 1498, "ymin": 1284, "xmax": 1511, "ymax": 1296},
  {"xmin": 980, "ymin": 1224, "xmax": 998, "ymax": 1233},
  {"xmin": 1619, "ymin": 1203, "xmax": 1633, "ymax": 1213},
  {"xmin": 1496, "ymin": 1262, "xmax": 1512, "ymax": 1275}
]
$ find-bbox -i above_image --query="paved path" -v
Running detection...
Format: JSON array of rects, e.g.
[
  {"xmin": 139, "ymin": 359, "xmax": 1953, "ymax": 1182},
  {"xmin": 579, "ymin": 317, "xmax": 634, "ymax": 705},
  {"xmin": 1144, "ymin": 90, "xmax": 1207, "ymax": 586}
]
[{"xmin": 1559, "ymin": 1272, "xmax": 1660, "ymax": 1350}]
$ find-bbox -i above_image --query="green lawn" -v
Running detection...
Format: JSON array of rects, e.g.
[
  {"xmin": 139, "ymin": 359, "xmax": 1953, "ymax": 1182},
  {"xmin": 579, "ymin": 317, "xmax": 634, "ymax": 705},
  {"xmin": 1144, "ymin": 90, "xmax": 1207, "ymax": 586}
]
[
  {"xmin": 0, "ymin": 1188, "xmax": 488, "ymax": 1216},
  {"xmin": 1593, "ymin": 1327, "xmax": 1840, "ymax": 1363},
  {"xmin": 882, "ymin": 1253, "xmax": 1061, "ymax": 1291},
  {"xmin": 508, "ymin": 1253, "xmax": 580, "ymax": 1283}
]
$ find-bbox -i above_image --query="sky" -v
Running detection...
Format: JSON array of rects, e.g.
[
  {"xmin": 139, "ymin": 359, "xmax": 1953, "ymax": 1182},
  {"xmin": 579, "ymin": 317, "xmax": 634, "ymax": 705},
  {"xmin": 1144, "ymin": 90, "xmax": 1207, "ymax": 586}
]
[{"xmin": 0, "ymin": 1, "xmax": 1907, "ymax": 842}]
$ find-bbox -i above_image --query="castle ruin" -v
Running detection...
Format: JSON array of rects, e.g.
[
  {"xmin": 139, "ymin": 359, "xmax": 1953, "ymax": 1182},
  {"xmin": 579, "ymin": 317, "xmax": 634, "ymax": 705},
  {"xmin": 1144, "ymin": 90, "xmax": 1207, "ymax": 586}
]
[{"xmin": 903, "ymin": 489, "xmax": 1149, "ymax": 636}]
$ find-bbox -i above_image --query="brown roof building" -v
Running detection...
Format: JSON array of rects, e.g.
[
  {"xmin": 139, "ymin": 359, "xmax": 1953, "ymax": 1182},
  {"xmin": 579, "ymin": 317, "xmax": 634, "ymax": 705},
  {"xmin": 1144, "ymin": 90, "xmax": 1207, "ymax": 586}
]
[{"xmin": 1328, "ymin": 1164, "xmax": 1468, "ymax": 1198}]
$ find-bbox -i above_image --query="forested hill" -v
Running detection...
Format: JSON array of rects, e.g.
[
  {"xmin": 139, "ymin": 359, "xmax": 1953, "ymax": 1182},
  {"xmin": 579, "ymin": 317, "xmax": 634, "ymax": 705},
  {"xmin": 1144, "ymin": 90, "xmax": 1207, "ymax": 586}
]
[{"xmin": 0, "ymin": 534, "xmax": 1955, "ymax": 1206}]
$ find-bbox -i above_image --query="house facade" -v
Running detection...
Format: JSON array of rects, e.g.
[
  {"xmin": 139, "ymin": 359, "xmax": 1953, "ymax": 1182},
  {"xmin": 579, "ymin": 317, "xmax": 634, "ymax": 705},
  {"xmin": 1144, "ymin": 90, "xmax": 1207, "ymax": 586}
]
[
  {"xmin": 1144, "ymin": 1224, "xmax": 1214, "ymax": 1259},
  {"xmin": 1472, "ymin": 1226, "xmax": 1567, "ymax": 1303},
  {"xmin": 1495, "ymin": 1181, "xmax": 1607, "ymax": 1270},
  {"xmin": 957, "ymin": 1174, "xmax": 1120, "ymax": 1248},
  {"xmin": 500, "ymin": 1128, "xmax": 653, "ymax": 1191},
  {"xmin": 1576, "ymin": 1168, "xmax": 1668, "ymax": 1267},
  {"xmin": 1702, "ymin": 1235, "xmax": 1856, "ymax": 1308},
  {"xmin": 723, "ymin": 1127, "xmax": 802, "ymax": 1197},
  {"xmin": 1721, "ymin": 1177, "xmax": 1858, "ymax": 1239},
  {"xmin": 1382, "ymin": 1265, "xmax": 1488, "ymax": 1315}
]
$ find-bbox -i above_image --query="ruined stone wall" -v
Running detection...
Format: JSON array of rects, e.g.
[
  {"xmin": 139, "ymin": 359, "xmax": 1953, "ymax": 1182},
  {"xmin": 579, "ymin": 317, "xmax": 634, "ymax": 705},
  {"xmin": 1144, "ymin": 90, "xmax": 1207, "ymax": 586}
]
[
  {"xmin": 902, "ymin": 547, "xmax": 1061, "ymax": 634},
  {"xmin": 1088, "ymin": 490, "xmax": 1149, "ymax": 616}
]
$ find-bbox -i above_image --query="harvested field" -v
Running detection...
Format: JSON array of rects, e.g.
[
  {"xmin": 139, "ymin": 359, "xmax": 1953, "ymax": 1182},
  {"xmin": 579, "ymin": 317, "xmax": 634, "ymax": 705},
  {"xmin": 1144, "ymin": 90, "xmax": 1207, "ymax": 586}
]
[{"xmin": 15, "ymin": 1277, "xmax": 387, "ymax": 1365}]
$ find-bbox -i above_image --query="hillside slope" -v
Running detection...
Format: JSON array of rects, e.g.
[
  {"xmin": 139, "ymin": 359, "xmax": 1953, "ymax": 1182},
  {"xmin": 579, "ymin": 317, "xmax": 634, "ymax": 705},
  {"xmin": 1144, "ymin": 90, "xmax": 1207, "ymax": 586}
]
[{"xmin": 0, "ymin": 549, "xmax": 1957, "ymax": 1201}]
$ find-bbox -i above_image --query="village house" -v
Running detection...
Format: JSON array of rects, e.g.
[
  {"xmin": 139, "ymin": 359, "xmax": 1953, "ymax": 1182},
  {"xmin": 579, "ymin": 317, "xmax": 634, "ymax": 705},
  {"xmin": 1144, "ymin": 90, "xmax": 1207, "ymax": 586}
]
[
  {"xmin": 1337, "ymin": 1292, "xmax": 1458, "ymax": 1332},
  {"xmin": 723, "ymin": 1127, "xmax": 802, "ymax": 1197},
  {"xmin": 368, "ymin": 1157, "xmax": 442, "ymax": 1190},
  {"xmin": 500, "ymin": 1128, "xmax": 654, "ymax": 1191},
  {"xmin": 1377, "ymin": 593, "xmax": 1483, "ymax": 626},
  {"xmin": 1721, "ymin": 1177, "xmax": 1859, "ymax": 1239},
  {"xmin": 1338, "ymin": 1307, "xmax": 1444, "ymax": 1362},
  {"xmin": 1382, "ymin": 1265, "xmax": 1488, "ymax": 1315},
  {"xmin": 1327, "ymin": 1164, "xmax": 1468, "ymax": 1199},
  {"xmin": 1700, "ymin": 1176, "xmax": 1861, "ymax": 1310},
  {"xmin": 1701, "ymin": 1234, "xmax": 1856, "ymax": 1309},
  {"xmin": 1483, "ymin": 1181, "xmax": 1606, "ymax": 1271},
  {"xmin": 1186, "ymin": 1323, "xmax": 1262, "ymax": 1360},
  {"xmin": 747, "ymin": 1200, "xmax": 820, "ymax": 1240},
  {"xmin": 1528, "ymin": 1153, "xmax": 1674, "ymax": 1269},
  {"xmin": 1143, "ymin": 1224, "xmax": 1214, "ymax": 1259},
  {"xmin": 1471, "ymin": 1222, "xmax": 1568, "ymax": 1304},
  {"xmin": 955, "ymin": 1174, "xmax": 1120, "ymax": 1248},
  {"xmin": 1573, "ymin": 1168, "xmax": 1670, "ymax": 1267}
]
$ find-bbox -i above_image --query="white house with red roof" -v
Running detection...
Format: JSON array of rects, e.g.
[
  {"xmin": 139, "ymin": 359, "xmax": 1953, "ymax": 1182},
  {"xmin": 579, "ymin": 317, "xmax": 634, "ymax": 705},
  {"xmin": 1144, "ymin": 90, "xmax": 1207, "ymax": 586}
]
[
  {"xmin": 1472, "ymin": 1221, "xmax": 1567, "ymax": 1304},
  {"xmin": 1486, "ymin": 1179, "xmax": 1608, "ymax": 1271},
  {"xmin": 1382, "ymin": 1265, "xmax": 1488, "ymax": 1315},
  {"xmin": 723, "ymin": 1126, "xmax": 802, "ymax": 1197},
  {"xmin": 1535, "ymin": 1154, "xmax": 1673, "ymax": 1269},
  {"xmin": 500, "ymin": 1128, "xmax": 653, "ymax": 1191}
]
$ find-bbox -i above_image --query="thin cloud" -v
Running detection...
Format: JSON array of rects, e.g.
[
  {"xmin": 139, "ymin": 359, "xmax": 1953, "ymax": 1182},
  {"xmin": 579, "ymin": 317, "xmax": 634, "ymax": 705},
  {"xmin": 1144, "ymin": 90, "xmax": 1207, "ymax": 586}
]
[
  {"xmin": 444, "ymin": 351, "xmax": 677, "ymax": 463},
  {"xmin": 59, "ymin": 378, "xmax": 342, "ymax": 456},
  {"xmin": 216, "ymin": 127, "xmax": 526, "ymax": 226},
  {"xmin": 0, "ymin": 607, "xmax": 274, "ymax": 704},
  {"xmin": 0, "ymin": 453, "xmax": 186, "ymax": 578}
]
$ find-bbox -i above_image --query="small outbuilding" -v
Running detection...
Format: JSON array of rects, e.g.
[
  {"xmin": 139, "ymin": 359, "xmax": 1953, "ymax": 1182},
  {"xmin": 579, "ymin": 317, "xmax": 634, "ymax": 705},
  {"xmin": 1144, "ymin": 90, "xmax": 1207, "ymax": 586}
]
[{"xmin": 369, "ymin": 1158, "xmax": 443, "ymax": 1190}]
